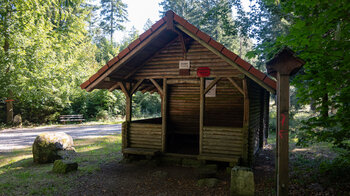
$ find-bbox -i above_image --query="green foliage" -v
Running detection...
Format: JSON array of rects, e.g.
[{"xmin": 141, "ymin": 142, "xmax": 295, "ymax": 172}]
[
  {"xmin": 159, "ymin": 0, "xmax": 254, "ymax": 58},
  {"xmin": 319, "ymin": 151, "xmax": 350, "ymax": 182},
  {"xmin": 95, "ymin": 110, "xmax": 110, "ymax": 121},
  {"xmin": 99, "ymin": 0, "xmax": 128, "ymax": 43},
  {"xmin": 237, "ymin": 0, "xmax": 350, "ymax": 153},
  {"xmin": 132, "ymin": 92, "xmax": 161, "ymax": 118},
  {"xmin": 0, "ymin": 0, "xmax": 98, "ymax": 123}
]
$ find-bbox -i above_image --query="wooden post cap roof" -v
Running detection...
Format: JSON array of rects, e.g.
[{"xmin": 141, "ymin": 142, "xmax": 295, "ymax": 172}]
[
  {"xmin": 266, "ymin": 47, "xmax": 306, "ymax": 77},
  {"xmin": 80, "ymin": 10, "xmax": 277, "ymax": 93}
]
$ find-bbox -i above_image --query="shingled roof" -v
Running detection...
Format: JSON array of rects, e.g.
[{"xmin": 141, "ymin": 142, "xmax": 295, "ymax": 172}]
[{"xmin": 81, "ymin": 10, "xmax": 276, "ymax": 93}]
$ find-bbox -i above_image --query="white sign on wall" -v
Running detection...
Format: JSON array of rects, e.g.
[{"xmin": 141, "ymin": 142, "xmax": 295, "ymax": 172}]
[
  {"xmin": 205, "ymin": 79, "xmax": 216, "ymax": 97},
  {"xmin": 179, "ymin": 60, "xmax": 190, "ymax": 69}
]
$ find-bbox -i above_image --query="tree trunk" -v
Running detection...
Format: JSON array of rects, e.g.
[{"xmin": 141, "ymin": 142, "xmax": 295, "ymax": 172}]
[
  {"xmin": 321, "ymin": 93, "xmax": 329, "ymax": 118},
  {"xmin": 110, "ymin": 1, "xmax": 114, "ymax": 43}
]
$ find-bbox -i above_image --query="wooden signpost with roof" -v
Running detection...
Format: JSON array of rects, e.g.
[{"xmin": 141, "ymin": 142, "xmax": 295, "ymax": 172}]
[{"xmin": 266, "ymin": 48, "xmax": 305, "ymax": 195}]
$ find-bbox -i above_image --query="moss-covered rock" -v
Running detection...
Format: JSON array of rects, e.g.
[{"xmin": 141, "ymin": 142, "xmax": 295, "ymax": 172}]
[
  {"xmin": 52, "ymin": 160, "xmax": 78, "ymax": 174},
  {"xmin": 230, "ymin": 166, "xmax": 255, "ymax": 196},
  {"xmin": 32, "ymin": 132, "xmax": 75, "ymax": 163}
]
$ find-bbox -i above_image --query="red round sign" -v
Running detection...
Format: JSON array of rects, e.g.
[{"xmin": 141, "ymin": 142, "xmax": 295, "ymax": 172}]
[{"xmin": 197, "ymin": 67, "xmax": 210, "ymax": 77}]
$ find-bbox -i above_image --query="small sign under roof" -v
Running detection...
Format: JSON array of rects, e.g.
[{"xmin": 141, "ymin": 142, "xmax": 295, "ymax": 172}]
[
  {"xmin": 197, "ymin": 67, "xmax": 210, "ymax": 77},
  {"xmin": 179, "ymin": 60, "xmax": 190, "ymax": 69}
]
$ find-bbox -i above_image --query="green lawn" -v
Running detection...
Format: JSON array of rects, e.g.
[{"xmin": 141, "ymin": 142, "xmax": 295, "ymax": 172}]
[{"xmin": 0, "ymin": 135, "xmax": 122, "ymax": 195}]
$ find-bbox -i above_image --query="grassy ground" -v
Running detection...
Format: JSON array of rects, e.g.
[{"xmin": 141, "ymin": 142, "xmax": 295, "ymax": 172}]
[{"xmin": 0, "ymin": 135, "xmax": 122, "ymax": 195}]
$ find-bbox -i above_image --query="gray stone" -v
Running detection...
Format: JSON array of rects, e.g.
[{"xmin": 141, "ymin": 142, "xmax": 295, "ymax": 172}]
[
  {"xmin": 13, "ymin": 114, "xmax": 22, "ymax": 127},
  {"xmin": 32, "ymin": 132, "xmax": 75, "ymax": 163},
  {"xmin": 230, "ymin": 166, "xmax": 255, "ymax": 196},
  {"xmin": 197, "ymin": 178, "xmax": 219, "ymax": 188},
  {"xmin": 52, "ymin": 160, "xmax": 78, "ymax": 174},
  {"xmin": 182, "ymin": 158, "xmax": 202, "ymax": 168},
  {"xmin": 57, "ymin": 149, "xmax": 77, "ymax": 160},
  {"xmin": 197, "ymin": 164, "xmax": 218, "ymax": 178}
]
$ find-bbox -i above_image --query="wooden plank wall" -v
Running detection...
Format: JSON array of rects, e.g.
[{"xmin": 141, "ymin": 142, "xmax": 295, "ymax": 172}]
[
  {"xmin": 205, "ymin": 78, "xmax": 244, "ymax": 127},
  {"xmin": 247, "ymin": 78, "xmax": 264, "ymax": 164},
  {"xmin": 263, "ymin": 91, "xmax": 270, "ymax": 144},
  {"xmin": 131, "ymin": 37, "xmax": 241, "ymax": 79},
  {"xmin": 168, "ymin": 83, "xmax": 200, "ymax": 135},
  {"xmin": 128, "ymin": 123, "xmax": 162, "ymax": 150},
  {"xmin": 202, "ymin": 126, "xmax": 243, "ymax": 157}
]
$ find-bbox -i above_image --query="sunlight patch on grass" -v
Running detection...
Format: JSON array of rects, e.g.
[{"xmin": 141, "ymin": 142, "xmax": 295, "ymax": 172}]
[{"xmin": 0, "ymin": 135, "xmax": 122, "ymax": 195}]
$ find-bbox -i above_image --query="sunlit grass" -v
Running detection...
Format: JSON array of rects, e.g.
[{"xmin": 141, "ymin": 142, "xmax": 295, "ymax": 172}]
[{"xmin": 0, "ymin": 135, "xmax": 122, "ymax": 195}]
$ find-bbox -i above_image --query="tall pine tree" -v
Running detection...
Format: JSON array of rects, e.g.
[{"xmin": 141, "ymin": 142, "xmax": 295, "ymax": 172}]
[{"xmin": 100, "ymin": 0, "xmax": 128, "ymax": 44}]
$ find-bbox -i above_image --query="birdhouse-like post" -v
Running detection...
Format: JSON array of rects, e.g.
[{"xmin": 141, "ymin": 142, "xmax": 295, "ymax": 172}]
[{"xmin": 266, "ymin": 48, "xmax": 305, "ymax": 196}]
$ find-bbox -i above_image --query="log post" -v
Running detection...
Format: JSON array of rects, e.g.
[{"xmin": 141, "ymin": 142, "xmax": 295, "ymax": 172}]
[
  {"xmin": 266, "ymin": 48, "xmax": 305, "ymax": 196},
  {"xmin": 199, "ymin": 77, "xmax": 205, "ymax": 155},
  {"xmin": 161, "ymin": 78, "xmax": 167, "ymax": 152}
]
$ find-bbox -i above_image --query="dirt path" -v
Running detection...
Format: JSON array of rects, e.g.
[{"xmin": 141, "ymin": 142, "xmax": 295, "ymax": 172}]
[{"xmin": 0, "ymin": 124, "xmax": 121, "ymax": 152}]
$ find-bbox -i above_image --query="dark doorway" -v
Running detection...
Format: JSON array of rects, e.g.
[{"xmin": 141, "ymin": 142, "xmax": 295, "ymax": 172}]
[{"xmin": 166, "ymin": 83, "xmax": 200, "ymax": 155}]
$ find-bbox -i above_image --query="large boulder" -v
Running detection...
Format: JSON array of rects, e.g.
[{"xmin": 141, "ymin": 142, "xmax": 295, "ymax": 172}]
[{"xmin": 32, "ymin": 132, "xmax": 75, "ymax": 163}]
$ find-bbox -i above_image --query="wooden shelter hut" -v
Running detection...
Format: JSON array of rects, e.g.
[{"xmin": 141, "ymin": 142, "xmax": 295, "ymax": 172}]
[{"xmin": 81, "ymin": 11, "xmax": 276, "ymax": 166}]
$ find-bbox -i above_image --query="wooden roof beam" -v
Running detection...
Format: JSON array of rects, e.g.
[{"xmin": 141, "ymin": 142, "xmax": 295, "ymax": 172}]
[
  {"xmin": 130, "ymin": 79, "xmax": 144, "ymax": 95},
  {"xmin": 108, "ymin": 82, "xmax": 120, "ymax": 92},
  {"xmin": 149, "ymin": 78, "xmax": 163, "ymax": 95},
  {"xmin": 141, "ymin": 85, "xmax": 155, "ymax": 94},
  {"xmin": 119, "ymin": 82, "xmax": 129, "ymax": 97},
  {"xmin": 227, "ymin": 77, "xmax": 244, "ymax": 95},
  {"xmin": 85, "ymin": 25, "xmax": 167, "ymax": 92}
]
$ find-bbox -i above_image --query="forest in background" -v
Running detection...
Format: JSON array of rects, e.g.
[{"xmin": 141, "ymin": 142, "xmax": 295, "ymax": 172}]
[{"xmin": 0, "ymin": 0, "xmax": 349, "ymax": 174}]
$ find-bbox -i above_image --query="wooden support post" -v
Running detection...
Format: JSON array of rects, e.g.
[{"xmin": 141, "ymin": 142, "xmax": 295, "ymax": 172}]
[
  {"xmin": 242, "ymin": 78, "xmax": 249, "ymax": 164},
  {"xmin": 266, "ymin": 48, "xmax": 305, "ymax": 196},
  {"xmin": 161, "ymin": 78, "xmax": 167, "ymax": 152},
  {"xmin": 199, "ymin": 77, "xmax": 205, "ymax": 155},
  {"xmin": 277, "ymin": 73, "xmax": 289, "ymax": 195},
  {"xmin": 125, "ymin": 94, "xmax": 132, "ymax": 122}
]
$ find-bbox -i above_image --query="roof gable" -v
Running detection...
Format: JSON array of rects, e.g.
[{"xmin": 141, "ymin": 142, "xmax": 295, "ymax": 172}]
[{"xmin": 81, "ymin": 10, "xmax": 276, "ymax": 93}]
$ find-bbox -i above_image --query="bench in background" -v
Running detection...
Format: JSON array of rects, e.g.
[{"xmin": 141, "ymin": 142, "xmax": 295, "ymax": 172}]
[{"xmin": 60, "ymin": 114, "xmax": 85, "ymax": 124}]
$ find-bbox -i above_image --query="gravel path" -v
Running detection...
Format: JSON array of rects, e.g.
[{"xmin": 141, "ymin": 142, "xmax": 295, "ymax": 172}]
[{"xmin": 0, "ymin": 124, "xmax": 121, "ymax": 152}]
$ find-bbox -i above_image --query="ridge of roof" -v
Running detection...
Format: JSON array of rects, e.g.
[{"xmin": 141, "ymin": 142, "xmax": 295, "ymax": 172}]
[{"xmin": 80, "ymin": 10, "xmax": 276, "ymax": 91}]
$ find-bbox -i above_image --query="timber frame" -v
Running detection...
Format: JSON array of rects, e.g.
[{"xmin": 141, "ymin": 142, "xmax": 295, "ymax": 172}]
[{"xmin": 81, "ymin": 10, "xmax": 276, "ymax": 166}]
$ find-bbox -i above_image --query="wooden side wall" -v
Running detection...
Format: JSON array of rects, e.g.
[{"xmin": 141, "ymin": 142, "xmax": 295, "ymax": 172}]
[
  {"xmin": 247, "ymin": 78, "xmax": 267, "ymax": 164},
  {"xmin": 202, "ymin": 126, "xmax": 243, "ymax": 157},
  {"xmin": 205, "ymin": 78, "xmax": 244, "ymax": 127},
  {"xmin": 128, "ymin": 123, "xmax": 162, "ymax": 150}
]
